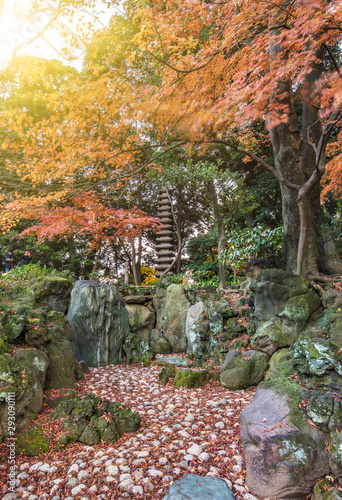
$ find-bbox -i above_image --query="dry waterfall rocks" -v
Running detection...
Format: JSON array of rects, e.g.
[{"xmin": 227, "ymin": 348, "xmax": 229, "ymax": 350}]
[
  {"xmin": 67, "ymin": 280, "xmax": 130, "ymax": 367},
  {"xmin": 162, "ymin": 474, "xmax": 235, "ymax": 500},
  {"xmin": 240, "ymin": 377, "xmax": 330, "ymax": 500},
  {"xmin": 220, "ymin": 350, "xmax": 269, "ymax": 390}
]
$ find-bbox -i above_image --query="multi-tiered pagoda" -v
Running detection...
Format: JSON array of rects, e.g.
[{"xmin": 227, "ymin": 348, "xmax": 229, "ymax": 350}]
[{"xmin": 155, "ymin": 188, "xmax": 174, "ymax": 275}]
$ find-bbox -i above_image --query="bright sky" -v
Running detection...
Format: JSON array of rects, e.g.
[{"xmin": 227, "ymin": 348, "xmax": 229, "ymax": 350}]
[{"xmin": 0, "ymin": 0, "xmax": 119, "ymax": 70}]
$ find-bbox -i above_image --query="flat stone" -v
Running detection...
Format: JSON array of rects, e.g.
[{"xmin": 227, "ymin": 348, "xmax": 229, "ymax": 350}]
[{"xmin": 162, "ymin": 474, "xmax": 235, "ymax": 499}]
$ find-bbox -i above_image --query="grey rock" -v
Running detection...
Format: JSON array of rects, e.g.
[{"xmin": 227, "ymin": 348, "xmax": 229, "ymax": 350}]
[
  {"xmin": 162, "ymin": 474, "xmax": 235, "ymax": 500},
  {"xmin": 265, "ymin": 348, "xmax": 295, "ymax": 380},
  {"xmin": 322, "ymin": 289, "xmax": 342, "ymax": 311},
  {"xmin": 68, "ymin": 281, "xmax": 130, "ymax": 367},
  {"xmin": 241, "ymin": 377, "xmax": 330, "ymax": 500},
  {"xmin": 150, "ymin": 329, "xmax": 171, "ymax": 354},
  {"xmin": 220, "ymin": 350, "xmax": 269, "ymax": 390},
  {"xmin": 125, "ymin": 303, "xmax": 155, "ymax": 342},
  {"xmin": 186, "ymin": 302, "xmax": 205, "ymax": 354},
  {"xmin": 251, "ymin": 318, "xmax": 297, "ymax": 356},
  {"xmin": 250, "ymin": 269, "xmax": 310, "ymax": 325},
  {"xmin": 162, "ymin": 285, "xmax": 190, "ymax": 352},
  {"xmin": 14, "ymin": 349, "xmax": 49, "ymax": 412}
]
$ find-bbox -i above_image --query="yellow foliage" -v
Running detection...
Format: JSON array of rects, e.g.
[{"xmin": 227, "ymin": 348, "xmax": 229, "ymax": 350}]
[{"xmin": 140, "ymin": 266, "xmax": 159, "ymax": 285}]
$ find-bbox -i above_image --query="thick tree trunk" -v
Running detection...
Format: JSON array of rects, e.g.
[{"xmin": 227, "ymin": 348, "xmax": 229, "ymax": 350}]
[
  {"xmin": 176, "ymin": 186, "xmax": 182, "ymax": 274},
  {"xmin": 206, "ymin": 180, "xmax": 227, "ymax": 288},
  {"xmin": 131, "ymin": 239, "xmax": 141, "ymax": 286}
]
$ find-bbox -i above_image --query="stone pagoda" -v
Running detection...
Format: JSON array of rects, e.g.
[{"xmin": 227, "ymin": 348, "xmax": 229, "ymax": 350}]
[{"xmin": 156, "ymin": 188, "xmax": 174, "ymax": 275}]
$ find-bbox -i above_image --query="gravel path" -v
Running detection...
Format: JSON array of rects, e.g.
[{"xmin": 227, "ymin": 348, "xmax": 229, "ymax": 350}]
[{"xmin": 1, "ymin": 361, "xmax": 258, "ymax": 500}]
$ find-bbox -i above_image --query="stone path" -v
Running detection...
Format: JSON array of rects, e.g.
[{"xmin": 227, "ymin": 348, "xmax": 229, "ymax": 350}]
[{"xmin": 1, "ymin": 361, "xmax": 258, "ymax": 500}]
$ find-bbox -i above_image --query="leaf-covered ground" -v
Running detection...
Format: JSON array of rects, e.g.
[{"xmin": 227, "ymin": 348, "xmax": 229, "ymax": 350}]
[{"xmin": 1, "ymin": 359, "xmax": 258, "ymax": 499}]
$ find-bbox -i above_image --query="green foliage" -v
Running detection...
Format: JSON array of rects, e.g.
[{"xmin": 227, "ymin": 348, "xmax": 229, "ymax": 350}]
[
  {"xmin": 220, "ymin": 225, "xmax": 284, "ymax": 277},
  {"xmin": 0, "ymin": 263, "xmax": 75, "ymax": 299}
]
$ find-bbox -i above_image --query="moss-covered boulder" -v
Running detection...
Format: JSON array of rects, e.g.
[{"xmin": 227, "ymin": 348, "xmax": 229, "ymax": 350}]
[
  {"xmin": 307, "ymin": 391, "xmax": 335, "ymax": 432},
  {"xmin": 150, "ymin": 329, "xmax": 172, "ymax": 354},
  {"xmin": 311, "ymin": 479, "xmax": 342, "ymax": 500},
  {"xmin": 13, "ymin": 349, "xmax": 49, "ymax": 413},
  {"xmin": 0, "ymin": 353, "xmax": 43, "ymax": 443},
  {"xmin": 241, "ymin": 377, "xmax": 330, "ymax": 500},
  {"xmin": 250, "ymin": 269, "xmax": 310, "ymax": 326},
  {"xmin": 265, "ymin": 348, "xmax": 296, "ymax": 380},
  {"xmin": 16, "ymin": 425, "xmax": 50, "ymax": 456},
  {"xmin": 173, "ymin": 368, "xmax": 211, "ymax": 388},
  {"xmin": 158, "ymin": 365, "xmax": 176, "ymax": 384},
  {"xmin": 220, "ymin": 350, "xmax": 269, "ymax": 390},
  {"xmin": 29, "ymin": 276, "xmax": 73, "ymax": 313},
  {"xmin": 123, "ymin": 334, "xmax": 155, "ymax": 364},
  {"xmin": 51, "ymin": 393, "xmax": 140, "ymax": 447},
  {"xmin": 45, "ymin": 340, "xmax": 81, "ymax": 389},
  {"xmin": 251, "ymin": 318, "xmax": 297, "ymax": 356},
  {"xmin": 323, "ymin": 290, "xmax": 342, "ymax": 311},
  {"xmin": 294, "ymin": 332, "xmax": 342, "ymax": 395}
]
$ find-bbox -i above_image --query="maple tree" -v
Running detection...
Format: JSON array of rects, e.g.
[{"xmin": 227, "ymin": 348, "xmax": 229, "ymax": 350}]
[{"xmin": 16, "ymin": 191, "xmax": 161, "ymax": 273}]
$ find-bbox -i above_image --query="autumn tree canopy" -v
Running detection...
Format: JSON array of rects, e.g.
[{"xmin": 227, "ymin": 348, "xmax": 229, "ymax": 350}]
[{"xmin": 0, "ymin": 0, "xmax": 341, "ymax": 278}]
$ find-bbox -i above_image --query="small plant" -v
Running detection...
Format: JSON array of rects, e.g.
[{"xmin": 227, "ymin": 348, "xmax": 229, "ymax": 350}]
[{"xmin": 140, "ymin": 266, "xmax": 159, "ymax": 286}]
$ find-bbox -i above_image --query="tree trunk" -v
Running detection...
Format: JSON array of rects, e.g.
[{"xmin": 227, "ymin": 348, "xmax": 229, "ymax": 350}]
[
  {"xmin": 131, "ymin": 238, "xmax": 141, "ymax": 286},
  {"xmin": 206, "ymin": 180, "xmax": 228, "ymax": 288}
]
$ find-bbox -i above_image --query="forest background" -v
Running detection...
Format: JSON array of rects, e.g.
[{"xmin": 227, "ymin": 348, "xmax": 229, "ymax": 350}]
[{"xmin": 0, "ymin": 0, "xmax": 341, "ymax": 287}]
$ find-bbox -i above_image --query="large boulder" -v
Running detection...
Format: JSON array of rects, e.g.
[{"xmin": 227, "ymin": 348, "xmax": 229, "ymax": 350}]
[
  {"xmin": 162, "ymin": 285, "xmax": 190, "ymax": 352},
  {"xmin": 220, "ymin": 350, "xmax": 269, "ymax": 390},
  {"xmin": 265, "ymin": 348, "xmax": 296, "ymax": 380},
  {"xmin": 251, "ymin": 318, "xmax": 297, "ymax": 356},
  {"xmin": 67, "ymin": 281, "xmax": 130, "ymax": 367},
  {"xmin": 186, "ymin": 301, "xmax": 206, "ymax": 354},
  {"xmin": 153, "ymin": 288, "xmax": 167, "ymax": 330},
  {"xmin": 13, "ymin": 349, "xmax": 49, "ymax": 413},
  {"xmin": 250, "ymin": 269, "xmax": 312, "ymax": 326},
  {"xmin": 29, "ymin": 276, "xmax": 73, "ymax": 313},
  {"xmin": 322, "ymin": 290, "xmax": 342, "ymax": 311},
  {"xmin": 162, "ymin": 474, "xmax": 235, "ymax": 500},
  {"xmin": 125, "ymin": 303, "xmax": 155, "ymax": 342},
  {"xmin": 241, "ymin": 377, "xmax": 330, "ymax": 499},
  {"xmin": 0, "ymin": 352, "xmax": 46, "ymax": 443}
]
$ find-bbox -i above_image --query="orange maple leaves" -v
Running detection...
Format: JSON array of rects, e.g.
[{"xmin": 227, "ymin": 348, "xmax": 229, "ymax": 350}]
[{"xmin": 17, "ymin": 191, "xmax": 161, "ymax": 250}]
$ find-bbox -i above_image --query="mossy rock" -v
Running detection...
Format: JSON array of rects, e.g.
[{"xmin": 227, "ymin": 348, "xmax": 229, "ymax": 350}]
[
  {"xmin": 159, "ymin": 365, "xmax": 176, "ymax": 384},
  {"xmin": 29, "ymin": 276, "xmax": 73, "ymax": 313},
  {"xmin": 311, "ymin": 479, "xmax": 342, "ymax": 500},
  {"xmin": 307, "ymin": 391, "xmax": 335, "ymax": 432},
  {"xmin": 52, "ymin": 393, "xmax": 140, "ymax": 447},
  {"xmin": 220, "ymin": 350, "xmax": 269, "ymax": 390},
  {"xmin": 265, "ymin": 348, "xmax": 296, "ymax": 381},
  {"xmin": 329, "ymin": 433, "xmax": 342, "ymax": 483},
  {"xmin": 251, "ymin": 318, "xmax": 297, "ymax": 356},
  {"xmin": 16, "ymin": 425, "xmax": 50, "ymax": 456},
  {"xmin": 173, "ymin": 368, "xmax": 211, "ymax": 389},
  {"xmin": 123, "ymin": 334, "xmax": 156, "ymax": 365}
]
